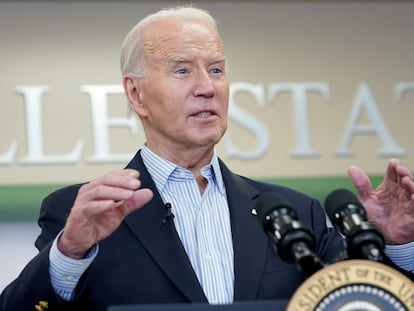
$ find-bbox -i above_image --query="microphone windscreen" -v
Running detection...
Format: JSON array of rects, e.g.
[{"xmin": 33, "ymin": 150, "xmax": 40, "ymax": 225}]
[
  {"xmin": 255, "ymin": 192, "xmax": 293, "ymax": 226},
  {"xmin": 324, "ymin": 188, "xmax": 361, "ymax": 220}
]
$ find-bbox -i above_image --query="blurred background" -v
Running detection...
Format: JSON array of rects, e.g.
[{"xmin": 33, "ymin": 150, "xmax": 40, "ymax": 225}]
[{"xmin": 1, "ymin": 0, "xmax": 413, "ymax": 291}]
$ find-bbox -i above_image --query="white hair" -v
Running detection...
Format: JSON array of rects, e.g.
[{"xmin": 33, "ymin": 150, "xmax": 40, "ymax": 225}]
[{"xmin": 120, "ymin": 6, "xmax": 218, "ymax": 80}]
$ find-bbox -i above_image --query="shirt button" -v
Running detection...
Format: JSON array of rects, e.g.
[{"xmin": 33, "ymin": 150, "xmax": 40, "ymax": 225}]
[
  {"xmin": 179, "ymin": 172, "xmax": 186, "ymax": 178},
  {"xmin": 65, "ymin": 275, "xmax": 74, "ymax": 281},
  {"xmin": 205, "ymin": 254, "xmax": 213, "ymax": 261}
]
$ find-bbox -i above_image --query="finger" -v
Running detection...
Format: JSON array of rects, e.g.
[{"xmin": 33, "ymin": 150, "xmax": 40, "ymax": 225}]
[
  {"xmin": 395, "ymin": 162, "xmax": 413, "ymax": 181},
  {"xmin": 79, "ymin": 188, "xmax": 153, "ymax": 220},
  {"xmin": 347, "ymin": 165, "xmax": 372, "ymax": 201},
  {"xmin": 79, "ymin": 171, "xmax": 142, "ymax": 202},
  {"xmin": 401, "ymin": 175, "xmax": 414, "ymax": 199},
  {"xmin": 387, "ymin": 159, "xmax": 414, "ymax": 190},
  {"xmin": 78, "ymin": 182, "xmax": 140, "ymax": 203},
  {"xmin": 78, "ymin": 199, "xmax": 121, "ymax": 218},
  {"xmin": 386, "ymin": 159, "xmax": 414, "ymax": 203},
  {"xmin": 87, "ymin": 170, "xmax": 140, "ymax": 189},
  {"xmin": 385, "ymin": 158, "xmax": 401, "ymax": 183},
  {"xmin": 117, "ymin": 188, "xmax": 154, "ymax": 217}
]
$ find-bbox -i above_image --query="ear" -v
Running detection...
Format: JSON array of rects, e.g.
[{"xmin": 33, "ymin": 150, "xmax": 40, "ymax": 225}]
[
  {"xmin": 123, "ymin": 75, "xmax": 148, "ymax": 117},
  {"xmin": 123, "ymin": 75, "xmax": 140, "ymax": 109}
]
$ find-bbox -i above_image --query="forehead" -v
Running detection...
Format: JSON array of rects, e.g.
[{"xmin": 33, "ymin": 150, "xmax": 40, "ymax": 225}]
[{"xmin": 142, "ymin": 19, "xmax": 225, "ymax": 61}]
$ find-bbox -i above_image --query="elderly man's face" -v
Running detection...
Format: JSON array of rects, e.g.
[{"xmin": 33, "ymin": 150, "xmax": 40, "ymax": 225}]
[{"xmin": 131, "ymin": 18, "xmax": 229, "ymax": 155}]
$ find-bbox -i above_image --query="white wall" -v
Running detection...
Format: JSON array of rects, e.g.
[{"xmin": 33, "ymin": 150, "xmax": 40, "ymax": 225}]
[{"xmin": 0, "ymin": 222, "xmax": 39, "ymax": 292}]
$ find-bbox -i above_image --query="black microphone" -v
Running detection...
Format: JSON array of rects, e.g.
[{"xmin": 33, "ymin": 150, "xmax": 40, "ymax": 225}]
[
  {"xmin": 159, "ymin": 202, "xmax": 175, "ymax": 226},
  {"xmin": 324, "ymin": 188, "xmax": 385, "ymax": 262},
  {"xmin": 255, "ymin": 192, "xmax": 325, "ymax": 276}
]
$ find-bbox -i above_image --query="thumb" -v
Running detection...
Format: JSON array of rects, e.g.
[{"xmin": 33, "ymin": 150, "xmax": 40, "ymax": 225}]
[
  {"xmin": 347, "ymin": 165, "xmax": 372, "ymax": 201},
  {"xmin": 120, "ymin": 188, "xmax": 154, "ymax": 217}
]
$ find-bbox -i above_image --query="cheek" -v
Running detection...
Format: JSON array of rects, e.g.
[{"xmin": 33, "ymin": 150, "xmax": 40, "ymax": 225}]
[
  {"xmin": 145, "ymin": 94, "xmax": 181, "ymax": 123},
  {"xmin": 139, "ymin": 85, "xmax": 168, "ymax": 116}
]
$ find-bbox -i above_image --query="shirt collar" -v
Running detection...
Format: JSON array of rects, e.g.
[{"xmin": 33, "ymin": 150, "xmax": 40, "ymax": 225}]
[{"xmin": 141, "ymin": 144, "xmax": 225, "ymax": 195}]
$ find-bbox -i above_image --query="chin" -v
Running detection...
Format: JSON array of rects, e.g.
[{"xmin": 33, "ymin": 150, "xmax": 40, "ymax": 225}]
[
  {"xmin": 193, "ymin": 127, "xmax": 226, "ymax": 146},
  {"xmin": 197, "ymin": 134, "xmax": 222, "ymax": 147}
]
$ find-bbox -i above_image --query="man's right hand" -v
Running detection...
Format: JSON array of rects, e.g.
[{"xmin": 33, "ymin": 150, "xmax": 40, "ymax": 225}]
[{"xmin": 57, "ymin": 169, "xmax": 153, "ymax": 259}]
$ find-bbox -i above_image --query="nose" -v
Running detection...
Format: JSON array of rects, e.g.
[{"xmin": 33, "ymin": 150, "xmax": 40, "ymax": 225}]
[{"xmin": 193, "ymin": 69, "xmax": 215, "ymax": 98}]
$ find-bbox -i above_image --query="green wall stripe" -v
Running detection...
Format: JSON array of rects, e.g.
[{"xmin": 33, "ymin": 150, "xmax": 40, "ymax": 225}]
[
  {"xmin": 0, "ymin": 184, "xmax": 68, "ymax": 222},
  {"xmin": 0, "ymin": 176, "xmax": 383, "ymax": 222}
]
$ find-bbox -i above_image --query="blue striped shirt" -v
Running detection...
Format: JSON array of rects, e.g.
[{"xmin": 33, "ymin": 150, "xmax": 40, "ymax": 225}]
[
  {"xmin": 141, "ymin": 145, "xmax": 234, "ymax": 304},
  {"xmin": 385, "ymin": 242, "xmax": 414, "ymax": 272}
]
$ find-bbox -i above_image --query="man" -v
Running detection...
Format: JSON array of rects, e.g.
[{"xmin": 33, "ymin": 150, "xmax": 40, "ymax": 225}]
[{"xmin": 1, "ymin": 6, "xmax": 413, "ymax": 311}]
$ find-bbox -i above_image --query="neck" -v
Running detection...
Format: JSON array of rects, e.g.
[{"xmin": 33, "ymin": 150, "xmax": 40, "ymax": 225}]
[{"xmin": 145, "ymin": 142, "xmax": 214, "ymax": 177}]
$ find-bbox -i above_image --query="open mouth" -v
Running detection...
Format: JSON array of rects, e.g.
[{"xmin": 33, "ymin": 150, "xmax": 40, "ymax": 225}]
[{"xmin": 194, "ymin": 111, "xmax": 213, "ymax": 118}]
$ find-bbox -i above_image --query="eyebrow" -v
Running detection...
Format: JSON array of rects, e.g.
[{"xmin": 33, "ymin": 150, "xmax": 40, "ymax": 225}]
[
  {"xmin": 168, "ymin": 56, "xmax": 226, "ymax": 67},
  {"xmin": 169, "ymin": 57, "xmax": 191, "ymax": 66}
]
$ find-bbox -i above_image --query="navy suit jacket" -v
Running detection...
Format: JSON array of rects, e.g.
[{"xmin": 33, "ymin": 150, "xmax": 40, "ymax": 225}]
[{"xmin": 0, "ymin": 150, "xmax": 344, "ymax": 310}]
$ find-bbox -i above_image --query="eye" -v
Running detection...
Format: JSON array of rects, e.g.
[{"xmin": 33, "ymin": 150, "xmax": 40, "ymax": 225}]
[
  {"xmin": 176, "ymin": 68, "xmax": 188, "ymax": 75},
  {"xmin": 210, "ymin": 62, "xmax": 226, "ymax": 76},
  {"xmin": 211, "ymin": 68, "xmax": 222, "ymax": 74}
]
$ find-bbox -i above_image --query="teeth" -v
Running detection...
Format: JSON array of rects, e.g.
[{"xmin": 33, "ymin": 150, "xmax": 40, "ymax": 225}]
[{"xmin": 196, "ymin": 112, "xmax": 212, "ymax": 118}]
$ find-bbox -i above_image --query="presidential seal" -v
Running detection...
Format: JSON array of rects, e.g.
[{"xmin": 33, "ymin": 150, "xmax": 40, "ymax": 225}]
[{"xmin": 286, "ymin": 260, "xmax": 414, "ymax": 311}]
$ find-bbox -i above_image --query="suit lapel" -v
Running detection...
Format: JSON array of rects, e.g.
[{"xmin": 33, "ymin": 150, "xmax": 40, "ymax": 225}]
[
  {"xmin": 123, "ymin": 151, "xmax": 207, "ymax": 302},
  {"xmin": 121, "ymin": 151, "xmax": 269, "ymax": 302},
  {"xmin": 219, "ymin": 161, "xmax": 269, "ymax": 301}
]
